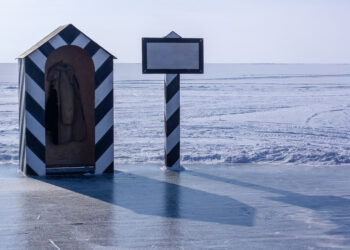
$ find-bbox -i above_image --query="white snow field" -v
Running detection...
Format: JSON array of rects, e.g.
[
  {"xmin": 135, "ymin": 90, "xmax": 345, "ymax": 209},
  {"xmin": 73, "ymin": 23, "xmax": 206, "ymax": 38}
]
[
  {"xmin": 116, "ymin": 63, "xmax": 350, "ymax": 166},
  {"xmin": 0, "ymin": 63, "xmax": 350, "ymax": 166}
]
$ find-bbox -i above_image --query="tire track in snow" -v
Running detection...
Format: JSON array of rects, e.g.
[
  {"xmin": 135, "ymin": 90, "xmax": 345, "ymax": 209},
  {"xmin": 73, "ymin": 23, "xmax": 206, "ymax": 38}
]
[{"xmin": 305, "ymin": 108, "xmax": 347, "ymax": 126}]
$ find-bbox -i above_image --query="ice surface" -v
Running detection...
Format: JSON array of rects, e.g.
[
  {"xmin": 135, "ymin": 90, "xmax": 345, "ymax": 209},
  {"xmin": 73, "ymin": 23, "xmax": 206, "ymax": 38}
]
[
  {"xmin": 1, "ymin": 63, "xmax": 350, "ymax": 167},
  {"xmin": 0, "ymin": 164, "xmax": 349, "ymax": 249}
]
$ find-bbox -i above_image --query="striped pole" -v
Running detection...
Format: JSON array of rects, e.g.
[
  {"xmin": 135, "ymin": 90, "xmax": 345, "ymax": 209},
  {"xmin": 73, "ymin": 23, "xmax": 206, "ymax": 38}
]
[
  {"xmin": 163, "ymin": 31, "xmax": 183, "ymax": 170},
  {"xmin": 163, "ymin": 31, "xmax": 185, "ymax": 170},
  {"xmin": 164, "ymin": 73, "xmax": 181, "ymax": 169}
]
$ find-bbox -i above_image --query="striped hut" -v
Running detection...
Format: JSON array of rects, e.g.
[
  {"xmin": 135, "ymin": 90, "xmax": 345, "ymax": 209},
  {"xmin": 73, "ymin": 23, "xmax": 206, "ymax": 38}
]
[{"xmin": 17, "ymin": 24, "xmax": 116, "ymax": 176}]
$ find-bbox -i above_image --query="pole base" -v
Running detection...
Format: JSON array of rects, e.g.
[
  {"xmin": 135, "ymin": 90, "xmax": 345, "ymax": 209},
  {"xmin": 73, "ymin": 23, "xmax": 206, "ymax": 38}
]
[{"xmin": 161, "ymin": 165, "xmax": 186, "ymax": 172}]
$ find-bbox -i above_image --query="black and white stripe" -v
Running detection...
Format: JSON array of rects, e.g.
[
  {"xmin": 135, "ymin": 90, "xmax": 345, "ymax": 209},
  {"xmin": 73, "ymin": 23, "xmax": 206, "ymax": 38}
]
[
  {"xmin": 18, "ymin": 24, "xmax": 115, "ymax": 175},
  {"xmin": 164, "ymin": 73, "xmax": 181, "ymax": 168},
  {"xmin": 162, "ymin": 31, "xmax": 184, "ymax": 169}
]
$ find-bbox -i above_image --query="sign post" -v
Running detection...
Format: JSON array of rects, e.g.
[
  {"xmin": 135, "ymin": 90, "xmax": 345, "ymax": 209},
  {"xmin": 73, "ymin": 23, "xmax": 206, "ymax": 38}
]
[{"xmin": 142, "ymin": 31, "xmax": 204, "ymax": 170}]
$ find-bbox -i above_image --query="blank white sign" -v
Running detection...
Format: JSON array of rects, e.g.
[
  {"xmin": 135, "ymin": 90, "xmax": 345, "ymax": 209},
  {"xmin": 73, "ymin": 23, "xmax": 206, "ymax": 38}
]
[
  {"xmin": 146, "ymin": 42, "xmax": 200, "ymax": 70},
  {"xmin": 142, "ymin": 37, "xmax": 203, "ymax": 74}
]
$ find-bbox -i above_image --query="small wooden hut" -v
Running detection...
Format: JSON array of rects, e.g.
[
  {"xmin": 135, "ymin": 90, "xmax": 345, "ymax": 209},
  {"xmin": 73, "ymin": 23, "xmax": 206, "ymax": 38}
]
[{"xmin": 17, "ymin": 24, "xmax": 116, "ymax": 175}]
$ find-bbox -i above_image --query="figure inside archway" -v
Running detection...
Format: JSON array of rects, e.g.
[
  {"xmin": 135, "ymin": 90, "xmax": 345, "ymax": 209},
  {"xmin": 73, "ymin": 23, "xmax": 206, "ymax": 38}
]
[{"xmin": 46, "ymin": 61, "xmax": 87, "ymax": 145}]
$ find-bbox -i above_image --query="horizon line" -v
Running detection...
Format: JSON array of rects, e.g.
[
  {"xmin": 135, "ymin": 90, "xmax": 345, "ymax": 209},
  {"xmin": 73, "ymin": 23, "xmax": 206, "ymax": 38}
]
[{"xmin": 1, "ymin": 62, "xmax": 350, "ymax": 65}]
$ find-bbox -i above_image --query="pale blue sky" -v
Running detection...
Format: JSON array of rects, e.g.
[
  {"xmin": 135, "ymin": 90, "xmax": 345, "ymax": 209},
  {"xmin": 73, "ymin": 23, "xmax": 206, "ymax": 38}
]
[{"xmin": 0, "ymin": 0, "xmax": 349, "ymax": 63}]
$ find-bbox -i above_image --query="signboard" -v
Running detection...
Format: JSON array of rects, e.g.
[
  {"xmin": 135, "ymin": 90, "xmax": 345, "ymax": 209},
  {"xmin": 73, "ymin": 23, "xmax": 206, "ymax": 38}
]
[
  {"xmin": 142, "ymin": 38, "xmax": 204, "ymax": 74},
  {"xmin": 142, "ymin": 32, "xmax": 204, "ymax": 170}
]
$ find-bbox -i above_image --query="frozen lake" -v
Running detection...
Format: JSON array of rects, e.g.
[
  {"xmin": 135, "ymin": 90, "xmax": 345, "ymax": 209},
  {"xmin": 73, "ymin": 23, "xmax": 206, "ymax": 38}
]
[
  {"xmin": 1, "ymin": 63, "xmax": 350, "ymax": 248},
  {"xmin": 1, "ymin": 63, "xmax": 350, "ymax": 167}
]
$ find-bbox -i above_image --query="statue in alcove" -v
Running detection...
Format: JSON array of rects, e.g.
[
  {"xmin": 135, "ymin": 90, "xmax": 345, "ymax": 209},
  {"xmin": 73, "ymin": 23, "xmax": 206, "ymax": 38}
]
[{"xmin": 46, "ymin": 61, "xmax": 87, "ymax": 145}]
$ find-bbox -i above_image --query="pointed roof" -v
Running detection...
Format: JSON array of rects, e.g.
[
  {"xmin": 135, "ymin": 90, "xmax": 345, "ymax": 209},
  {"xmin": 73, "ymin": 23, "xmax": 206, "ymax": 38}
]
[
  {"xmin": 164, "ymin": 31, "xmax": 182, "ymax": 38},
  {"xmin": 18, "ymin": 24, "xmax": 117, "ymax": 59}
]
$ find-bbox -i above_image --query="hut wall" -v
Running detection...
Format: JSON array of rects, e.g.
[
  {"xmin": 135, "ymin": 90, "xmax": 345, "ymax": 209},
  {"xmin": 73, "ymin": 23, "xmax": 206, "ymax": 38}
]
[{"xmin": 18, "ymin": 59, "xmax": 26, "ymax": 173}]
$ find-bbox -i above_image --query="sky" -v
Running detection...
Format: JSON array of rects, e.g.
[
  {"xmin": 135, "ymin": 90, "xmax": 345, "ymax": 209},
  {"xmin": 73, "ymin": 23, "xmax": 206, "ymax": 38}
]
[{"xmin": 0, "ymin": 0, "xmax": 349, "ymax": 63}]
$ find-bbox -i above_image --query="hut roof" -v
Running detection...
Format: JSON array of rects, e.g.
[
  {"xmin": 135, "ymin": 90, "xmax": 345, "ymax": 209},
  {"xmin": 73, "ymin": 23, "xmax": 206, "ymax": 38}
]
[{"xmin": 18, "ymin": 24, "xmax": 117, "ymax": 59}]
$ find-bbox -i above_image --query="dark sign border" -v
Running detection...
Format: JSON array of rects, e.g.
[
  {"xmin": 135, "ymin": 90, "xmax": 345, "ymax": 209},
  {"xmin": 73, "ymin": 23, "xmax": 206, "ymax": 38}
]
[{"xmin": 142, "ymin": 38, "xmax": 204, "ymax": 74}]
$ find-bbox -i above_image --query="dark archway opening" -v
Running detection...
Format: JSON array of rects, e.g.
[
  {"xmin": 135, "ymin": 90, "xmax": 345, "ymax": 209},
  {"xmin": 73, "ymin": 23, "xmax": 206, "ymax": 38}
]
[{"xmin": 45, "ymin": 45, "xmax": 95, "ymax": 169}]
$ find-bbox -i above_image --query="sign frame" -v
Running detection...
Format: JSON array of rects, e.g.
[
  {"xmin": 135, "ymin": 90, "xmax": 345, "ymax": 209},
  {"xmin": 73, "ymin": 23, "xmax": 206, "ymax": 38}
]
[{"xmin": 142, "ymin": 38, "xmax": 204, "ymax": 74}]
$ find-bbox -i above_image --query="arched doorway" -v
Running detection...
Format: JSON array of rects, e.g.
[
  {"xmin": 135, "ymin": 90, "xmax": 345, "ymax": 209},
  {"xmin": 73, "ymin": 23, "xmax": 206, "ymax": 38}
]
[{"xmin": 45, "ymin": 45, "xmax": 95, "ymax": 169}]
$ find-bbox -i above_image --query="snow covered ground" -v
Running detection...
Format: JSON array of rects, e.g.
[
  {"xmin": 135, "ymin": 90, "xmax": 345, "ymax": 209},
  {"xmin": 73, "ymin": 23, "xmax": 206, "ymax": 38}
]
[
  {"xmin": 115, "ymin": 64, "xmax": 350, "ymax": 166},
  {"xmin": 1, "ymin": 63, "xmax": 350, "ymax": 167}
]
